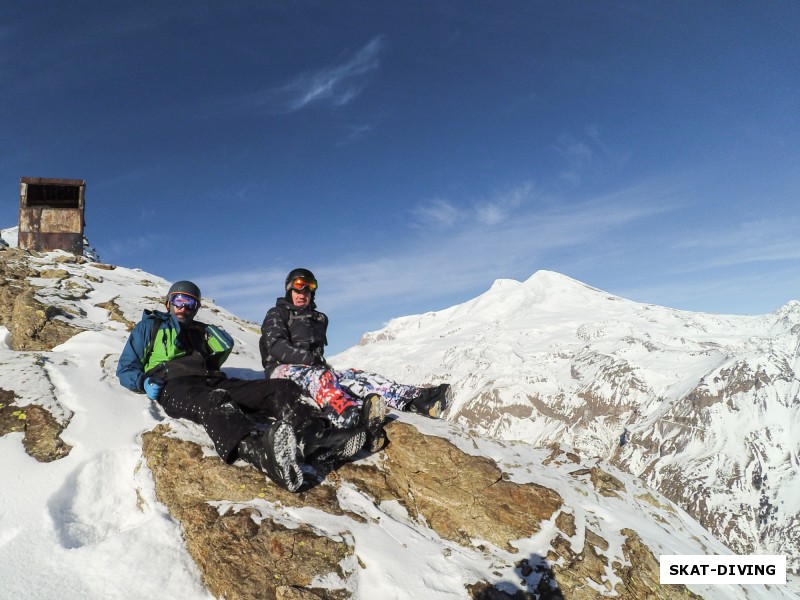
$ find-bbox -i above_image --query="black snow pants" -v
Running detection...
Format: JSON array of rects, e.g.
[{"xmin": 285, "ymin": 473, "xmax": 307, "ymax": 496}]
[{"xmin": 158, "ymin": 376, "xmax": 320, "ymax": 463}]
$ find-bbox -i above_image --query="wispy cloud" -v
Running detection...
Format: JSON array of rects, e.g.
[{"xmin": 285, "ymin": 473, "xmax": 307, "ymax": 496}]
[
  {"xmin": 668, "ymin": 217, "xmax": 800, "ymax": 272},
  {"xmin": 475, "ymin": 183, "xmax": 531, "ymax": 225},
  {"xmin": 337, "ymin": 123, "xmax": 376, "ymax": 146},
  {"xmin": 284, "ymin": 36, "xmax": 383, "ymax": 111},
  {"xmin": 555, "ymin": 127, "xmax": 628, "ymax": 187},
  {"xmin": 234, "ymin": 36, "xmax": 384, "ymax": 115},
  {"xmin": 411, "ymin": 198, "xmax": 463, "ymax": 228},
  {"xmin": 412, "ymin": 183, "xmax": 536, "ymax": 229},
  {"xmin": 107, "ymin": 234, "xmax": 163, "ymax": 257},
  {"xmin": 616, "ymin": 264, "xmax": 800, "ymax": 315},
  {"xmin": 203, "ymin": 181, "xmax": 673, "ymax": 331},
  {"xmin": 555, "ymin": 134, "xmax": 593, "ymax": 186}
]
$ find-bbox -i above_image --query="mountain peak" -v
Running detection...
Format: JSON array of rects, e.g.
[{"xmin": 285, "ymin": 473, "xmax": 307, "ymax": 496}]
[{"xmin": 335, "ymin": 270, "xmax": 800, "ymax": 573}]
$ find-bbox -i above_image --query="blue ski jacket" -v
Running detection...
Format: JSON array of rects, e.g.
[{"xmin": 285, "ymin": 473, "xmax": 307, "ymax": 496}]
[{"xmin": 116, "ymin": 309, "xmax": 234, "ymax": 392}]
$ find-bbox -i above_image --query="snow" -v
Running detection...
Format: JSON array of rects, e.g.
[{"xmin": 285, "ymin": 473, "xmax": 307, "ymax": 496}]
[
  {"xmin": 1, "ymin": 226, "xmax": 18, "ymax": 248},
  {"xmin": 1, "ymin": 236, "xmax": 798, "ymax": 598},
  {"xmin": 333, "ymin": 270, "xmax": 800, "ymax": 566}
]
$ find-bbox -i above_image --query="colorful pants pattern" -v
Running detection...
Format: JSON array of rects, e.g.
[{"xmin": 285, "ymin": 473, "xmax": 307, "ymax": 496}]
[{"xmin": 270, "ymin": 365, "xmax": 420, "ymax": 428}]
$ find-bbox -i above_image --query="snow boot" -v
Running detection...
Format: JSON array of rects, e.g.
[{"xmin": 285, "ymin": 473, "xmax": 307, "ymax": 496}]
[
  {"xmin": 361, "ymin": 393, "xmax": 387, "ymax": 453},
  {"xmin": 299, "ymin": 418, "xmax": 367, "ymax": 463},
  {"xmin": 238, "ymin": 420, "xmax": 303, "ymax": 492},
  {"xmin": 309, "ymin": 429, "xmax": 368, "ymax": 463},
  {"xmin": 409, "ymin": 383, "xmax": 451, "ymax": 418}
]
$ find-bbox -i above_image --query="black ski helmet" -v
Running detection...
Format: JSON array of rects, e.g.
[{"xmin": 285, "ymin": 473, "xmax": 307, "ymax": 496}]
[
  {"xmin": 165, "ymin": 280, "xmax": 202, "ymax": 305},
  {"xmin": 284, "ymin": 268, "xmax": 317, "ymax": 300},
  {"xmin": 285, "ymin": 268, "xmax": 316, "ymax": 290}
]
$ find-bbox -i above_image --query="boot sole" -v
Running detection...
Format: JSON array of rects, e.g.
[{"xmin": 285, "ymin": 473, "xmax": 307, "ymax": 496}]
[
  {"xmin": 361, "ymin": 394, "xmax": 387, "ymax": 453},
  {"xmin": 313, "ymin": 429, "xmax": 368, "ymax": 463},
  {"xmin": 361, "ymin": 393, "xmax": 386, "ymax": 427},
  {"xmin": 269, "ymin": 421, "xmax": 303, "ymax": 492},
  {"xmin": 426, "ymin": 399, "xmax": 443, "ymax": 418}
]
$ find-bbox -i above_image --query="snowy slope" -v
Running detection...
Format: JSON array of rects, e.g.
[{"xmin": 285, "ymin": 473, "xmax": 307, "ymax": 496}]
[
  {"xmin": 0, "ymin": 238, "xmax": 797, "ymax": 598},
  {"xmin": 333, "ymin": 271, "xmax": 800, "ymax": 571}
]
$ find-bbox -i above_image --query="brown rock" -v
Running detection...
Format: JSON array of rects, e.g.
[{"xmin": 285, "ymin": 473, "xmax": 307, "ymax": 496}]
[
  {"xmin": 569, "ymin": 466, "xmax": 627, "ymax": 498},
  {"xmin": 9, "ymin": 288, "xmax": 85, "ymax": 350},
  {"xmin": 141, "ymin": 425, "xmax": 354, "ymax": 600},
  {"xmin": 0, "ymin": 392, "xmax": 72, "ymax": 462},
  {"xmin": 555, "ymin": 511, "xmax": 576, "ymax": 537},
  {"xmin": 343, "ymin": 420, "xmax": 563, "ymax": 551},
  {"xmin": 96, "ymin": 296, "xmax": 136, "ymax": 329},
  {"xmin": 88, "ymin": 262, "xmax": 116, "ymax": 270},
  {"xmin": 139, "ymin": 419, "xmax": 702, "ymax": 600},
  {"xmin": 613, "ymin": 529, "xmax": 704, "ymax": 599},
  {"xmin": 36, "ymin": 268, "xmax": 71, "ymax": 280}
]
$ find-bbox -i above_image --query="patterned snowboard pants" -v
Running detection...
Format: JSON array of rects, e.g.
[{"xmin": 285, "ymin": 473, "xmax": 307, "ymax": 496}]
[{"xmin": 270, "ymin": 365, "xmax": 421, "ymax": 429}]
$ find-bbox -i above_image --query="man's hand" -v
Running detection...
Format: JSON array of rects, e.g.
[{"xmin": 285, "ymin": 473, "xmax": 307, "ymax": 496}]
[
  {"xmin": 310, "ymin": 347, "xmax": 327, "ymax": 366},
  {"xmin": 143, "ymin": 377, "xmax": 164, "ymax": 401}
]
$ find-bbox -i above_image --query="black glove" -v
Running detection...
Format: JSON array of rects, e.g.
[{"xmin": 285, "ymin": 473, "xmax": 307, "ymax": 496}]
[{"xmin": 310, "ymin": 347, "xmax": 326, "ymax": 366}]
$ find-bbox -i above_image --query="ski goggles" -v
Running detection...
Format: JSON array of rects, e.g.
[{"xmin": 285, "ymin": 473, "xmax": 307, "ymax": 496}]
[
  {"xmin": 288, "ymin": 277, "xmax": 318, "ymax": 292},
  {"xmin": 169, "ymin": 293, "xmax": 199, "ymax": 311}
]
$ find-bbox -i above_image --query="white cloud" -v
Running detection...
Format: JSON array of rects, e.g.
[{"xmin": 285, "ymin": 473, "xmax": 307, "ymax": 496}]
[
  {"xmin": 555, "ymin": 134, "xmax": 593, "ymax": 186},
  {"xmin": 412, "ymin": 198, "xmax": 463, "ymax": 228},
  {"xmin": 338, "ymin": 123, "xmax": 375, "ymax": 145},
  {"xmin": 275, "ymin": 36, "xmax": 384, "ymax": 113},
  {"xmin": 413, "ymin": 183, "xmax": 535, "ymax": 229},
  {"xmin": 211, "ymin": 36, "xmax": 384, "ymax": 116},
  {"xmin": 475, "ymin": 182, "xmax": 532, "ymax": 225},
  {"xmin": 204, "ymin": 182, "xmax": 673, "ymax": 327},
  {"xmin": 668, "ymin": 217, "xmax": 800, "ymax": 271},
  {"xmin": 554, "ymin": 127, "xmax": 627, "ymax": 187}
]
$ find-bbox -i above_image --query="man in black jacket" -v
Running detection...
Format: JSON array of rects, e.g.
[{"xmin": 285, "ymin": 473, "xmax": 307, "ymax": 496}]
[{"xmin": 259, "ymin": 269, "xmax": 451, "ymax": 443}]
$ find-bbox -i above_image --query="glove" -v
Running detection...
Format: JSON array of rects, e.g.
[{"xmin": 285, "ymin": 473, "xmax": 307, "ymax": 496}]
[
  {"xmin": 143, "ymin": 377, "xmax": 164, "ymax": 401},
  {"xmin": 310, "ymin": 347, "xmax": 326, "ymax": 366}
]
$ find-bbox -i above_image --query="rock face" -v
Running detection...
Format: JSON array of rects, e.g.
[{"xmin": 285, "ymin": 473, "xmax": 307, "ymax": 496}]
[
  {"xmin": 141, "ymin": 420, "xmax": 705, "ymax": 600},
  {"xmin": 0, "ymin": 389, "xmax": 72, "ymax": 461},
  {"xmin": 0, "ymin": 252, "xmax": 77, "ymax": 459},
  {"xmin": 343, "ymin": 422, "xmax": 562, "ymax": 551},
  {"xmin": 333, "ymin": 271, "xmax": 800, "ymax": 571},
  {"xmin": 0, "ymin": 246, "xmax": 86, "ymax": 350},
  {"xmin": 142, "ymin": 423, "xmax": 356, "ymax": 600},
  {"xmin": 9, "ymin": 288, "xmax": 85, "ymax": 350}
]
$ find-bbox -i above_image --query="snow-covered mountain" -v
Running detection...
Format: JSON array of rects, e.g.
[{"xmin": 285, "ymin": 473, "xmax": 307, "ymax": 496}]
[
  {"xmin": 333, "ymin": 270, "xmax": 800, "ymax": 573},
  {"xmin": 1, "ymin": 234, "xmax": 797, "ymax": 599}
]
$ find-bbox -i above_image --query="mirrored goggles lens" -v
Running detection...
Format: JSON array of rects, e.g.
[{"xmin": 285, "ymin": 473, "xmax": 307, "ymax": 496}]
[
  {"xmin": 289, "ymin": 277, "xmax": 318, "ymax": 292},
  {"xmin": 170, "ymin": 293, "xmax": 199, "ymax": 310}
]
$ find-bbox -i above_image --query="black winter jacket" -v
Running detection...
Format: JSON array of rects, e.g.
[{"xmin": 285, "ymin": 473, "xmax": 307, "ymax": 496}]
[{"xmin": 259, "ymin": 297, "xmax": 328, "ymax": 376}]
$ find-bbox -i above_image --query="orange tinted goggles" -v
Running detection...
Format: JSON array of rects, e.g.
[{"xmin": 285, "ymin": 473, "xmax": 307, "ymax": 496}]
[{"xmin": 289, "ymin": 277, "xmax": 318, "ymax": 292}]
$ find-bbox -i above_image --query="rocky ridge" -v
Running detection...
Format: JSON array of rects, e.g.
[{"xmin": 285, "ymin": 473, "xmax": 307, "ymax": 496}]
[{"xmin": 140, "ymin": 417, "xmax": 715, "ymax": 600}]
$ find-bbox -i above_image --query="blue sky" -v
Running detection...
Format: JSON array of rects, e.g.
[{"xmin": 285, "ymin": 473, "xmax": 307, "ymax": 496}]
[{"xmin": 2, "ymin": 1, "xmax": 799, "ymax": 353}]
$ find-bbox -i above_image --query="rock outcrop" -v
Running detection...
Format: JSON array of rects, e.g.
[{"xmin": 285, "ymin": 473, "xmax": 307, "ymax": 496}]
[
  {"xmin": 141, "ymin": 420, "xmax": 702, "ymax": 600},
  {"xmin": 0, "ymin": 246, "xmax": 87, "ymax": 350},
  {"xmin": 0, "ymin": 387, "xmax": 72, "ymax": 461}
]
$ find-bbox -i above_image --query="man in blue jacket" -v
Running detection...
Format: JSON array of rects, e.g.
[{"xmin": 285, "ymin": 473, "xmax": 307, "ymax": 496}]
[{"xmin": 117, "ymin": 280, "xmax": 366, "ymax": 492}]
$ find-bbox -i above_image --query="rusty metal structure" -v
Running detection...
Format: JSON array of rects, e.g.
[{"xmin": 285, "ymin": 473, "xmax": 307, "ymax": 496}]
[{"xmin": 18, "ymin": 177, "xmax": 86, "ymax": 254}]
